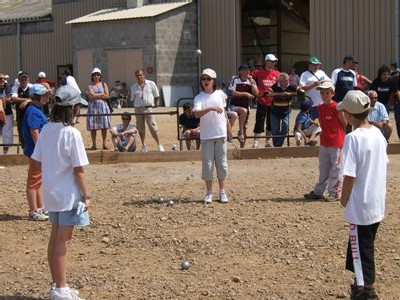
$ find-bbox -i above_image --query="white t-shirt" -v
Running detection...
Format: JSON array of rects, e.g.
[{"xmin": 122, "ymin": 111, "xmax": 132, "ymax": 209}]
[
  {"xmin": 299, "ymin": 70, "xmax": 330, "ymax": 107},
  {"xmin": 341, "ymin": 126, "xmax": 388, "ymax": 225},
  {"xmin": 66, "ymin": 76, "xmax": 81, "ymax": 94},
  {"xmin": 31, "ymin": 122, "xmax": 89, "ymax": 212},
  {"xmin": 193, "ymin": 89, "xmax": 227, "ymax": 140}
]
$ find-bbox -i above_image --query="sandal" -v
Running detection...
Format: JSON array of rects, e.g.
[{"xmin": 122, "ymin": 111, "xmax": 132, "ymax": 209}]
[
  {"xmin": 103, "ymin": 145, "xmax": 110, "ymax": 150},
  {"xmin": 88, "ymin": 146, "xmax": 97, "ymax": 150}
]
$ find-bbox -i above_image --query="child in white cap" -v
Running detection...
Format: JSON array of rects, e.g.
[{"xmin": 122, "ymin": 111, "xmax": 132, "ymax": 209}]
[
  {"xmin": 31, "ymin": 85, "xmax": 90, "ymax": 300},
  {"xmin": 337, "ymin": 90, "xmax": 388, "ymax": 300}
]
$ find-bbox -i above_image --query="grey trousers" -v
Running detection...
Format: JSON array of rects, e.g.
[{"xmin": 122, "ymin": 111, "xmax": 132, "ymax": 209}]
[
  {"xmin": 201, "ymin": 137, "xmax": 228, "ymax": 181},
  {"xmin": 313, "ymin": 145, "xmax": 342, "ymax": 197}
]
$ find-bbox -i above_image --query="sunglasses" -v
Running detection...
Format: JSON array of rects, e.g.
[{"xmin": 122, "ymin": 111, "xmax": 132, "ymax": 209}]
[
  {"xmin": 0, "ymin": 77, "xmax": 5, "ymax": 80},
  {"xmin": 201, "ymin": 77, "xmax": 212, "ymax": 81}
]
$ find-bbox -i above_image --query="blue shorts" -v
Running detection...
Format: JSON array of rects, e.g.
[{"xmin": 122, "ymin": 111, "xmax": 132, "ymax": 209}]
[{"xmin": 49, "ymin": 210, "xmax": 90, "ymax": 227}]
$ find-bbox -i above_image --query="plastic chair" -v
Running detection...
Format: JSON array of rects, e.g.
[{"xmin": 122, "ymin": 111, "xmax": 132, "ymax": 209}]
[{"xmin": 120, "ymin": 95, "xmax": 128, "ymax": 108}]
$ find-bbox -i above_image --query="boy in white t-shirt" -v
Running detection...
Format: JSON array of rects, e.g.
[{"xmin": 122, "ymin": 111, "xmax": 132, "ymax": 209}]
[
  {"xmin": 109, "ymin": 112, "xmax": 137, "ymax": 152},
  {"xmin": 337, "ymin": 90, "xmax": 388, "ymax": 300},
  {"xmin": 31, "ymin": 85, "xmax": 90, "ymax": 300}
]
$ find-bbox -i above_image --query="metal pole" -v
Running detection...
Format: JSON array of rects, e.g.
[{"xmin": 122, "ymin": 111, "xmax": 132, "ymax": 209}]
[{"xmin": 17, "ymin": 22, "xmax": 21, "ymax": 71}]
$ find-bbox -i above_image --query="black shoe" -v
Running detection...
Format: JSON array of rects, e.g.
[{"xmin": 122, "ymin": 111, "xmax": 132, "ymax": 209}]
[
  {"xmin": 306, "ymin": 140, "xmax": 317, "ymax": 146},
  {"xmin": 353, "ymin": 288, "xmax": 379, "ymax": 300},
  {"xmin": 304, "ymin": 191, "xmax": 326, "ymax": 200}
]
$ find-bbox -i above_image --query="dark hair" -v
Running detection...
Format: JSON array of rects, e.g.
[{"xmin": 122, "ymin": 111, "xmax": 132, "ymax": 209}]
[
  {"xmin": 50, "ymin": 104, "xmax": 75, "ymax": 126},
  {"xmin": 377, "ymin": 65, "xmax": 390, "ymax": 78},
  {"xmin": 183, "ymin": 102, "xmax": 192, "ymax": 110},
  {"xmin": 30, "ymin": 94, "xmax": 41, "ymax": 101},
  {"xmin": 63, "ymin": 69, "xmax": 72, "ymax": 76},
  {"xmin": 200, "ymin": 78, "xmax": 217, "ymax": 92},
  {"xmin": 349, "ymin": 110, "xmax": 369, "ymax": 120},
  {"xmin": 91, "ymin": 73, "xmax": 102, "ymax": 83},
  {"xmin": 121, "ymin": 112, "xmax": 131, "ymax": 120},
  {"xmin": 391, "ymin": 62, "xmax": 398, "ymax": 69}
]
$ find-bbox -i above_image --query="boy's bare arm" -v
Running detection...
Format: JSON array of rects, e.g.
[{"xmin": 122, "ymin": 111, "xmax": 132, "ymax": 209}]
[
  {"xmin": 340, "ymin": 175, "xmax": 355, "ymax": 207},
  {"xmin": 337, "ymin": 110, "xmax": 347, "ymax": 127}
]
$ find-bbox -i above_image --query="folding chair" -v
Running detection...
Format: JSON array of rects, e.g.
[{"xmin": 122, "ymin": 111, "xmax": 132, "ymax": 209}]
[{"xmin": 120, "ymin": 95, "xmax": 128, "ymax": 108}]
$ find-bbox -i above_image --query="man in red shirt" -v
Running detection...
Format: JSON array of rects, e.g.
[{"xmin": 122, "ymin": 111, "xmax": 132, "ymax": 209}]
[{"xmin": 251, "ymin": 54, "xmax": 280, "ymax": 148}]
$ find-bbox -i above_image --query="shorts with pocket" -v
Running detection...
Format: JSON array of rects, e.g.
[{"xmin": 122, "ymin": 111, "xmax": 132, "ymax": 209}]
[{"xmin": 49, "ymin": 210, "xmax": 90, "ymax": 227}]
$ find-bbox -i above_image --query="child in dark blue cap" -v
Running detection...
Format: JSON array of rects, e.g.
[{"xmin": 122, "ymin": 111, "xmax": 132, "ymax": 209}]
[{"xmin": 294, "ymin": 99, "xmax": 321, "ymax": 146}]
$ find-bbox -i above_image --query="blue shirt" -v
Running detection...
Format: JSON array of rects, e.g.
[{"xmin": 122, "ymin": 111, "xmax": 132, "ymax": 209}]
[
  {"xmin": 368, "ymin": 101, "xmax": 389, "ymax": 122},
  {"xmin": 23, "ymin": 104, "xmax": 47, "ymax": 157},
  {"xmin": 294, "ymin": 111, "xmax": 311, "ymax": 131}
]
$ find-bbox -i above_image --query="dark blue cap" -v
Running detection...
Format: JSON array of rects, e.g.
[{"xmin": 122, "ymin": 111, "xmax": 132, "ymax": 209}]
[{"xmin": 238, "ymin": 63, "xmax": 250, "ymax": 71}]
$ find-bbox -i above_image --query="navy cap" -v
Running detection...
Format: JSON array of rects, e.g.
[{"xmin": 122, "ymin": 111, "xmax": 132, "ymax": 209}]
[
  {"xmin": 300, "ymin": 99, "xmax": 312, "ymax": 112},
  {"xmin": 344, "ymin": 54, "xmax": 355, "ymax": 61},
  {"xmin": 238, "ymin": 63, "xmax": 250, "ymax": 71}
]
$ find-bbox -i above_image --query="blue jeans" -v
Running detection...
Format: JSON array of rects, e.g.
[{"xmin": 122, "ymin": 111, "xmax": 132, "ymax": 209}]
[
  {"xmin": 270, "ymin": 112, "xmax": 289, "ymax": 147},
  {"xmin": 394, "ymin": 100, "xmax": 400, "ymax": 140}
]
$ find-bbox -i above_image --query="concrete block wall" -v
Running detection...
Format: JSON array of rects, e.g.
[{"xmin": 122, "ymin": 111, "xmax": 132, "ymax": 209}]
[
  {"xmin": 70, "ymin": 2, "xmax": 198, "ymax": 95},
  {"xmin": 155, "ymin": 2, "xmax": 198, "ymax": 93}
]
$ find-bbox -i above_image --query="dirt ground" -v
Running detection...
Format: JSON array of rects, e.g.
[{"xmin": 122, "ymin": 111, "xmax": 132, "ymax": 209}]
[{"xmin": 1, "ymin": 107, "xmax": 400, "ymax": 300}]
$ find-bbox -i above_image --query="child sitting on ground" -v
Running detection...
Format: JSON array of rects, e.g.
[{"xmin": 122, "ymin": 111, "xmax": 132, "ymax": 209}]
[
  {"xmin": 294, "ymin": 99, "xmax": 321, "ymax": 146},
  {"xmin": 109, "ymin": 112, "xmax": 137, "ymax": 152}
]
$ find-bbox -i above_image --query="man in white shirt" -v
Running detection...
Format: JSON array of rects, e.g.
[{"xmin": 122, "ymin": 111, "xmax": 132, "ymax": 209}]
[
  {"xmin": 299, "ymin": 56, "xmax": 330, "ymax": 120},
  {"xmin": 130, "ymin": 69, "xmax": 164, "ymax": 152},
  {"xmin": 367, "ymin": 90, "xmax": 392, "ymax": 140}
]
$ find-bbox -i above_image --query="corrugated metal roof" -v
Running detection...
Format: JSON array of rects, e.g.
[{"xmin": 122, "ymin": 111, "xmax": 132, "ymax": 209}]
[
  {"xmin": 66, "ymin": 1, "xmax": 191, "ymax": 25},
  {"xmin": 0, "ymin": 0, "xmax": 52, "ymax": 23}
]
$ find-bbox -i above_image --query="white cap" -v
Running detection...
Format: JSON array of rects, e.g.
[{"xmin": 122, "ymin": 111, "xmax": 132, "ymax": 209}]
[
  {"xmin": 38, "ymin": 71, "xmax": 46, "ymax": 78},
  {"xmin": 91, "ymin": 67, "xmax": 102, "ymax": 75},
  {"xmin": 54, "ymin": 85, "xmax": 88, "ymax": 106},
  {"xmin": 201, "ymin": 68, "xmax": 217, "ymax": 79},
  {"xmin": 316, "ymin": 80, "xmax": 335, "ymax": 91},
  {"xmin": 337, "ymin": 90, "xmax": 370, "ymax": 114},
  {"xmin": 265, "ymin": 54, "xmax": 278, "ymax": 61}
]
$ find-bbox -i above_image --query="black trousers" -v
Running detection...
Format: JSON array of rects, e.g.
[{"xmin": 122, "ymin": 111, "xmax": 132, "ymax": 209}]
[{"xmin": 345, "ymin": 222, "xmax": 380, "ymax": 286}]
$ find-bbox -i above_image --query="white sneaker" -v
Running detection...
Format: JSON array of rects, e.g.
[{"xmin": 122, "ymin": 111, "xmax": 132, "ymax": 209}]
[
  {"xmin": 204, "ymin": 193, "xmax": 213, "ymax": 204},
  {"xmin": 29, "ymin": 209, "xmax": 49, "ymax": 221},
  {"xmin": 158, "ymin": 145, "xmax": 165, "ymax": 152},
  {"xmin": 219, "ymin": 192, "xmax": 229, "ymax": 203},
  {"xmin": 117, "ymin": 105, "xmax": 121, "ymax": 109},
  {"xmin": 141, "ymin": 145, "xmax": 147, "ymax": 152},
  {"xmin": 252, "ymin": 141, "xmax": 259, "ymax": 148},
  {"xmin": 50, "ymin": 287, "xmax": 85, "ymax": 300},
  {"xmin": 265, "ymin": 141, "xmax": 272, "ymax": 148}
]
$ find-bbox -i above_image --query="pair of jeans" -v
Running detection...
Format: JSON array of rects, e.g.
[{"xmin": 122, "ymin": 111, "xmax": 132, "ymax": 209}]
[{"xmin": 270, "ymin": 112, "xmax": 289, "ymax": 147}]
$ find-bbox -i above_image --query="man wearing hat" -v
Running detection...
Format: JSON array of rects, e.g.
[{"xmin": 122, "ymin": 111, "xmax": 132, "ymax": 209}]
[
  {"xmin": 299, "ymin": 56, "xmax": 330, "ymax": 119},
  {"xmin": 337, "ymin": 90, "xmax": 387, "ymax": 300},
  {"xmin": 250, "ymin": 53, "xmax": 280, "ymax": 148},
  {"xmin": 11, "ymin": 71, "xmax": 33, "ymax": 148},
  {"xmin": 228, "ymin": 63, "xmax": 259, "ymax": 147},
  {"xmin": 331, "ymin": 54, "xmax": 357, "ymax": 102}
]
